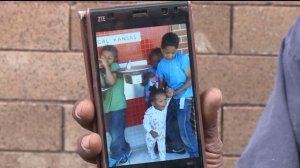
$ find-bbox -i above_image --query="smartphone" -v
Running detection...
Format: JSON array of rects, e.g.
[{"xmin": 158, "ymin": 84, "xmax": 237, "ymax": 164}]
[{"xmin": 79, "ymin": 1, "xmax": 206, "ymax": 168}]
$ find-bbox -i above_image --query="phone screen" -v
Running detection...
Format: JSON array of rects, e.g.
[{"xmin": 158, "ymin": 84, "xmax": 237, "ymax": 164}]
[{"xmin": 89, "ymin": 2, "xmax": 203, "ymax": 168}]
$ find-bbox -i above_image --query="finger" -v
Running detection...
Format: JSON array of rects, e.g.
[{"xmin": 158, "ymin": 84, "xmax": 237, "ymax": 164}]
[
  {"xmin": 72, "ymin": 99, "xmax": 95, "ymax": 131},
  {"xmin": 206, "ymin": 150, "xmax": 224, "ymax": 167},
  {"xmin": 200, "ymin": 88, "xmax": 222, "ymax": 138},
  {"xmin": 87, "ymin": 165, "xmax": 98, "ymax": 168},
  {"xmin": 77, "ymin": 133, "xmax": 103, "ymax": 164},
  {"xmin": 205, "ymin": 135, "xmax": 223, "ymax": 154},
  {"xmin": 200, "ymin": 88, "xmax": 224, "ymax": 167}
]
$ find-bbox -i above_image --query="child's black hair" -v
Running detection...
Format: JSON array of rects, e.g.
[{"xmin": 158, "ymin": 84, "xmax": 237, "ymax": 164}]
[
  {"xmin": 102, "ymin": 45, "xmax": 118, "ymax": 59},
  {"xmin": 149, "ymin": 47, "xmax": 163, "ymax": 60},
  {"xmin": 161, "ymin": 32, "xmax": 179, "ymax": 49},
  {"xmin": 149, "ymin": 87, "xmax": 166, "ymax": 102}
]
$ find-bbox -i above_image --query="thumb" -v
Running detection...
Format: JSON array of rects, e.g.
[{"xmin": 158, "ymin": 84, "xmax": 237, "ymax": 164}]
[{"xmin": 200, "ymin": 88, "xmax": 223, "ymax": 167}]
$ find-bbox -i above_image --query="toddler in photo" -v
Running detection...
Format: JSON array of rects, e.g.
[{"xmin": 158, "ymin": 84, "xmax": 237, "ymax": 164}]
[{"xmin": 143, "ymin": 88, "xmax": 173, "ymax": 161}]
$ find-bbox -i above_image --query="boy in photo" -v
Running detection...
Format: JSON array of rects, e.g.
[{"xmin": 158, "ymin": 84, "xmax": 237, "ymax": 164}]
[
  {"xmin": 156, "ymin": 32, "xmax": 199, "ymax": 157},
  {"xmin": 143, "ymin": 88, "xmax": 173, "ymax": 161},
  {"xmin": 99, "ymin": 45, "xmax": 131, "ymax": 166}
]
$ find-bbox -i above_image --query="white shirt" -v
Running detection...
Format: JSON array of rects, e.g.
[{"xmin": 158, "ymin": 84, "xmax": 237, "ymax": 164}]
[{"xmin": 143, "ymin": 98, "xmax": 171, "ymax": 137}]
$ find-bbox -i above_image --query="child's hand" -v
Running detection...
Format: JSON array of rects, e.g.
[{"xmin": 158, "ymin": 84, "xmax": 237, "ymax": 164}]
[
  {"xmin": 148, "ymin": 72, "xmax": 155, "ymax": 78},
  {"xmin": 100, "ymin": 56, "xmax": 109, "ymax": 69},
  {"xmin": 141, "ymin": 74, "xmax": 149, "ymax": 86},
  {"xmin": 150, "ymin": 130, "xmax": 159, "ymax": 138},
  {"xmin": 166, "ymin": 87, "xmax": 174, "ymax": 97}
]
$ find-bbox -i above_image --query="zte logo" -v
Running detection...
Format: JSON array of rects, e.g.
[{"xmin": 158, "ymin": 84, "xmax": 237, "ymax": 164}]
[{"xmin": 98, "ymin": 16, "xmax": 106, "ymax": 22}]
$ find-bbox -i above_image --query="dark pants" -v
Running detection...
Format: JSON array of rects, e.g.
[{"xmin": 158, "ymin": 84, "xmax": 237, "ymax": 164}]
[
  {"xmin": 105, "ymin": 109, "xmax": 131, "ymax": 160},
  {"xmin": 166, "ymin": 98, "xmax": 184, "ymax": 149},
  {"xmin": 166, "ymin": 98, "xmax": 199, "ymax": 157}
]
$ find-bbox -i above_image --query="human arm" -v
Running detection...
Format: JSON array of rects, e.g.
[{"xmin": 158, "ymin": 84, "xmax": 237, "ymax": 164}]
[
  {"xmin": 99, "ymin": 72, "xmax": 106, "ymax": 88},
  {"xmin": 143, "ymin": 111, "xmax": 159, "ymax": 138},
  {"xmin": 156, "ymin": 63, "xmax": 166, "ymax": 89},
  {"xmin": 141, "ymin": 71, "xmax": 155, "ymax": 86},
  {"xmin": 158, "ymin": 78, "xmax": 166, "ymax": 89},
  {"xmin": 143, "ymin": 111, "xmax": 152, "ymax": 133},
  {"xmin": 100, "ymin": 57, "xmax": 117, "ymax": 86},
  {"xmin": 174, "ymin": 67, "xmax": 192, "ymax": 96}
]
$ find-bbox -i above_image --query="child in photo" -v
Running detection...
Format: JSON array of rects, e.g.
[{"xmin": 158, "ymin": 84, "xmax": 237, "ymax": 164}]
[
  {"xmin": 143, "ymin": 88, "xmax": 173, "ymax": 161},
  {"xmin": 156, "ymin": 32, "xmax": 199, "ymax": 157},
  {"xmin": 142, "ymin": 48, "xmax": 164, "ymax": 108},
  {"xmin": 99, "ymin": 45, "xmax": 131, "ymax": 167}
]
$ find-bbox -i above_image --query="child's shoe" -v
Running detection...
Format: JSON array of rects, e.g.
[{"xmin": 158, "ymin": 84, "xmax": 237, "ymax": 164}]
[
  {"xmin": 125, "ymin": 149, "xmax": 132, "ymax": 158},
  {"xmin": 117, "ymin": 154, "xmax": 130, "ymax": 166},
  {"xmin": 150, "ymin": 153, "xmax": 158, "ymax": 160},
  {"xmin": 109, "ymin": 157, "xmax": 118, "ymax": 167},
  {"xmin": 166, "ymin": 146, "xmax": 186, "ymax": 154}
]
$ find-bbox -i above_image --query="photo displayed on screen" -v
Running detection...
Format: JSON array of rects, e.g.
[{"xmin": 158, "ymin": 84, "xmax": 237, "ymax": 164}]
[{"xmin": 96, "ymin": 24, "xmax": 200, "ymax": 167}]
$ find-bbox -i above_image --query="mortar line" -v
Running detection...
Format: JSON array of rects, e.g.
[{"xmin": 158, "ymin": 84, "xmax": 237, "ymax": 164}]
[{"xmin": 229, "ymin": 5, "xmax": 234, "ymax": 54}]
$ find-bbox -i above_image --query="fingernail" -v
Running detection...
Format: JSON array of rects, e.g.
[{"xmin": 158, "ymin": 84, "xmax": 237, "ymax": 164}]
[
  {"xmin": 81, "ymin": 135, "xmax": 91, "ymax": 152},
  {"xmin": 75, "ymin": 105, "xmax": 82, "ymax": 119}
]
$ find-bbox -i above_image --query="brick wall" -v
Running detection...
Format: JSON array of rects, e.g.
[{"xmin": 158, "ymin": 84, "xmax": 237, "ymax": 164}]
[
  {"xmin": 0, "ymin": 1, "xmax": 299, "ymax": 168},
  {"xmin": 171, "ymin": 24, "xmax": 189, "ymax": 53}
]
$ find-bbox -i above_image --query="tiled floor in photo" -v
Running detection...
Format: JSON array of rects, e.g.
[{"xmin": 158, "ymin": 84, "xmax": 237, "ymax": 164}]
[
  {"xmin": 127, "ymin": 146, "xmax": 190, "ymax": 165},
  {"xmin": 106, "ymin": 124, "xmax": 190, "ymax": 165}
]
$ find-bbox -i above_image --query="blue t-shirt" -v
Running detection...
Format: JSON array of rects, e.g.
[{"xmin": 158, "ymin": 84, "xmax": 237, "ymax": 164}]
[{"xmin": 156, "ymin": 52, "xmax": 193, "ymax": 99}]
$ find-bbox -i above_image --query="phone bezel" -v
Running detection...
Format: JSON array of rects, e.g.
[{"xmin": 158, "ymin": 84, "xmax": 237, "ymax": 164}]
[{"xmin": 83, "ymin": 1, "xmax": 206, "ymax": 168}]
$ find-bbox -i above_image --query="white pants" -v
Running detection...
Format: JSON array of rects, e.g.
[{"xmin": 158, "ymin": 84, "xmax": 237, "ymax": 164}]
[{"xmin": 146, "ymin": 132, "xmax": 166, "ymax": 161}]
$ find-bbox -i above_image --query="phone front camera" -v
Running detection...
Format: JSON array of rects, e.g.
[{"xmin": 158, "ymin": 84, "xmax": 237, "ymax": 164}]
[
  {"xmin": 161, "ymin": 8, "xmax": 168, "ymax": 15},
  {"xmin": 173, "ymin": 7, "xmax": 178, "ymax": 13}
]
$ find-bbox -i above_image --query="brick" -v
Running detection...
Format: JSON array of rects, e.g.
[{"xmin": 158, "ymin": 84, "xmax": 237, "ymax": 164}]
[
  {"xmin": 191, "ymin": 4, "xmax": 230, "ymax": 54},
  {"xmin": 0, "ymin": 152, "xmax": 92, "ymax": 168},
  {"xmin": 223, "ymin": 157, "xmax": 239, "ymax": 168},
  {"xmin": 173, "ymin": 29, "xmax": 187, "ymax": 36},
  {"xmin": 71, "ymin": 1, "xmax": 161, "ymax": 50},
  {"xmin": 218, "ymin": 108, "xmax": 222, "ymax": 139},
  {"xmin": 180, "ymin": 24, "xmax": 186, "ymax": 30},
  {"xmin": 180, "ymin": 36, "xmax": 187, "ymax": 43},
  {"xmin": 0, "ymin": 51, "xmax": 89, "ymax": 100},
  {"xmin": 0, "ymin": 2, "xmax": 69, "ymax": 51},
  {"xmin": 172, "ymin": 24, "xmax": 180, "ymax": 31},
  {"xmin": 223, "ymin": 107, "xmax": 264, "ymax": 155},
  {"xmin": 182, "ymin": 48, "xmax": 189, "ymax": 53},
  {"xmin": 197, "ymin": 55, "xmax": 277, "ymax": 104},
  {"xmin": 0, "ymin": 103, "xmax": 62, "ymax": 151},
  {"xmin": 179, "ymin": 42, "xmax": 188, "ymax": 49},
  {"xmin": 64, "ymin": 105, "xmax": 92, "ymax": 151},
  {"xmin": 233, "ymin": 6, "xmax": 300, "ymax": 55}
]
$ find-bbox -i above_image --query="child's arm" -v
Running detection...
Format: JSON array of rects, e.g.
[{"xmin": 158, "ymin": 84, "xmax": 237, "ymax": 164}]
[
  {"xmin": 158, "ymin": 78, "xmax": 166, "ymax": 89},
  {"xmin": 141, "ymin": 71, "xmax": 154, "ymax": 86},
  {"xmin": 144, "ymin": 113, "xmax": 159, "ymax": 138},
  {"xmin": 156, "ymin": 63, "xmax": 166, "ymax": 89},
  {"xmin": 101, "ymin": 57, "xmax": 117, "ymax": 86},
  {"xmin": 173, "ymin": 67, "xmax": 192, "ymax": 96},
  {"xmin": 165, "ymin": 97, "xmax": 172, "ymax": 109},
  {"xmin": 143, "ymin": 112, "xmax": 152, "ymax": 133},
  {"xmin": 104, "ymin": 69, "xmax": 117, "ymax": 87},
  {"xmin": 99, "ymin": 72, "xmax": 106, "ymax": 88}
]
